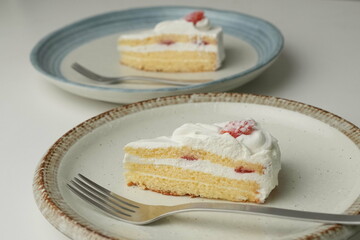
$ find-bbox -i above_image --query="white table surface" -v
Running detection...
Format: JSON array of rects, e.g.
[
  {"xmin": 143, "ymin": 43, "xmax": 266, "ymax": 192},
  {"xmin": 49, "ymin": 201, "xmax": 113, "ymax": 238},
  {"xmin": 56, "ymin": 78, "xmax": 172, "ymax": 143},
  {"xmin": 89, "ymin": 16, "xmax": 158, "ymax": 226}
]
[{"xmin": 1, "ymin": 0, "xmax": 359, "ymax": 239}]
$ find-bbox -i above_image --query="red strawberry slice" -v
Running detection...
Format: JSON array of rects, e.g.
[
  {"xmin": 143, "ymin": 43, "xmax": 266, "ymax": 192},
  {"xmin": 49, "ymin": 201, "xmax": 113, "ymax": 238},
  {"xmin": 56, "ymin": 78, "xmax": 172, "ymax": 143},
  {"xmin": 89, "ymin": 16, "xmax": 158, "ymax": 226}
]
[
  {"xmin": 184, "ymin": 11, "xmax": 205, "ymax": 24},
  {"xmin": 160, "ymin": 40, "xmax": 175, "ymax": 45},
  {"xmin": 220, "ymin": 120, "xmax": 256, "ymax": 138},
  {"xmin": 234, "ymin": 166, "xmax": 255, "ymax": 173},
  {"xmin": 181, "ymin": 155, "xmax": 198, "ymax": 161}
]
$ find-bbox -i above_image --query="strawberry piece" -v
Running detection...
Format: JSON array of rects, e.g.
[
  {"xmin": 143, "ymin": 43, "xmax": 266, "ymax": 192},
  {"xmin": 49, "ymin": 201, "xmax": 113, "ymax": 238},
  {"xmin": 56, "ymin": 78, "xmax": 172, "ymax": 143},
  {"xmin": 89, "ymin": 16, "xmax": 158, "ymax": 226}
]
[
  {"xmin": 234, "ymin": 166, "xmax": 255, "ymax": 173},
  {"xmin": 181, "ymin": 155, "xmax": 198, "ymax": 161},
  {"xmin": 160, "ymin": 40, "xmax": 175, "ymax": 45},
  {"xmin": 220, "ymin": 120, "xmax": 256, "ymax": 138},
  {"xmin": 184, "ymin": 11, "xmax": 205, "ymax": 24}
]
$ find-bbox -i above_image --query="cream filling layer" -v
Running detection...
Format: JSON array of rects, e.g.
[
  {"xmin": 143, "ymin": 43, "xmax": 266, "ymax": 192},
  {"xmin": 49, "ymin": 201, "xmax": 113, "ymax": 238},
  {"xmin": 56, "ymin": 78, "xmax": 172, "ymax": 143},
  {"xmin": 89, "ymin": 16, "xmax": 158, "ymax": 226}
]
[
  {"xmin": 124, "ymin": 154, "xmax": 280, "ymax": 201},
  {"xmin": 118, "ymin": 43, "xmax": 224, "ymax": 68},
  {"xmin": 118, "ymin": 43, "xmax": 219, "ymax": 53},
  {"xmin": 119, "ymin": 27, "xmax": 222, "ymax": 40},
  {"xmin": 122, "ymin": 56, "xmax": 212, "ymax": 63}
]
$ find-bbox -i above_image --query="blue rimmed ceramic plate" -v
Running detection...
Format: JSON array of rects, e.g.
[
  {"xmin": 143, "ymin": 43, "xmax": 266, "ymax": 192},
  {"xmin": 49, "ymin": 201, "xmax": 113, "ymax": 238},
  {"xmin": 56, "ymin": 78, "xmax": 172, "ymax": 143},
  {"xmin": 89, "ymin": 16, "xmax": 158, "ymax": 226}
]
[{"xmin": 30, "ymin": 6, "xmax": 283, "ymax": 103}]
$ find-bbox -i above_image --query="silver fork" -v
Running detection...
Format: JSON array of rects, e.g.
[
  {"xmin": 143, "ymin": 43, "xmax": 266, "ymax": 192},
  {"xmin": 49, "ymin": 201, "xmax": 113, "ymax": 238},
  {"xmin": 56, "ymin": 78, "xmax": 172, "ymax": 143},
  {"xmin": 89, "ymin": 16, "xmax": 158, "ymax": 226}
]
[
  {"xmin": 71, "ymin": 63, "xmax": 211, "ymax": 86},
  {"xmin": 67, "ymin": 174, "xmax": 360, "ymax": 225}
]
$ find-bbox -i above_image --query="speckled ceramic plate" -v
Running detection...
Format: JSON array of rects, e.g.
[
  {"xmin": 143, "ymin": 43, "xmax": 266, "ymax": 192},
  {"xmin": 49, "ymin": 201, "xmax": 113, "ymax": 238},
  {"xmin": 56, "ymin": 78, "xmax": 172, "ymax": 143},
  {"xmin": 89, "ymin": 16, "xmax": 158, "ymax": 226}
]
[
  {"xmin": 30, "ymin": 6, "xmax": 283, "ymax": 103},
  {"xmin": 33, "ymin": 93, "xmax": 360, "ymax": 240}
]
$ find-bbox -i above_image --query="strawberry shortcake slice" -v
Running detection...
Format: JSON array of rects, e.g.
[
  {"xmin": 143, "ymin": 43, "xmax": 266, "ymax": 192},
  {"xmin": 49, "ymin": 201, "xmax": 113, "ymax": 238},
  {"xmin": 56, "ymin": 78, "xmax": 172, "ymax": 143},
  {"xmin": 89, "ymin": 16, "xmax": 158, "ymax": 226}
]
[
  {"xmin": 118, "ymin": 11, "xmax": 225, "ymax": 72},
  {"xmin": 123, "ymin": 119, "xmax": 281, "ymax": 203}
]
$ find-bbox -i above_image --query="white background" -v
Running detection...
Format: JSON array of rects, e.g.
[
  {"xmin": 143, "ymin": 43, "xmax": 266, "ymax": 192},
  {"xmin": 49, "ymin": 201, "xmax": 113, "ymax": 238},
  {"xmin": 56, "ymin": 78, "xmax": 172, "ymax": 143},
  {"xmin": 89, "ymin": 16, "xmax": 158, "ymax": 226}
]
[{"xmin": 1, "ymin": 0, "xmax": 359, "ymax": 239}]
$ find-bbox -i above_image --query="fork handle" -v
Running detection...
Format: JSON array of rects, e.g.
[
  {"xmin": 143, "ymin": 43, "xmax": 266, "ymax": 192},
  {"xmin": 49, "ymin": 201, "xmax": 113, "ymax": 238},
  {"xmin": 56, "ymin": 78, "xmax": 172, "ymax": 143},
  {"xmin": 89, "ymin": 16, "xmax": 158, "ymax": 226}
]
[
  {"xmin": 167, "ymin": 202, "xmax": 360, "ymax": 225},
  {"xmin": 103, "ymin": 76, "xmax": 210, "ymax": 86}
]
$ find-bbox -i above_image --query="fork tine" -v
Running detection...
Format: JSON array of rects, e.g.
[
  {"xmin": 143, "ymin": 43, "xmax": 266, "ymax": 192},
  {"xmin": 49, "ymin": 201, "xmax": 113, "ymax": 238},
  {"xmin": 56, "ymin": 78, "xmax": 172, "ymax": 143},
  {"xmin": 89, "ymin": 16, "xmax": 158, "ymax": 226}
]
[
  {"xmin": 72, "ymin": 63, "xmax": 105, "ymax": 81},
  {"xmin": 69, "ymin": 180, "xmax": 135, "ymax": 216},
  {"xmin": 78, "ymin": 174, "xmax": 140, "ymax": 208},
  {"xmin": 72, "ymin": 178, "xmax": 136, "ymax": 213},
  {"xmin": 67, "ymin": 183, "xmax": 132, "ymax": 218}
]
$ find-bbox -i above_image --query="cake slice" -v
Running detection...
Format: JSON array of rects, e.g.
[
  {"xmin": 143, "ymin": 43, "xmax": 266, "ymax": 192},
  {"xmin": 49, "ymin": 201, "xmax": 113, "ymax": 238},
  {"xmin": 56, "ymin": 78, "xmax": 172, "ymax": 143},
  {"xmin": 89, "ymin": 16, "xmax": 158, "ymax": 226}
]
[
  {"xmin": 118, "ymin": 11, "xmax": 225, "ymax": 72},
  {"xmin": 123, "ymin": 119, "xmax": 281, "ymax": 203}
]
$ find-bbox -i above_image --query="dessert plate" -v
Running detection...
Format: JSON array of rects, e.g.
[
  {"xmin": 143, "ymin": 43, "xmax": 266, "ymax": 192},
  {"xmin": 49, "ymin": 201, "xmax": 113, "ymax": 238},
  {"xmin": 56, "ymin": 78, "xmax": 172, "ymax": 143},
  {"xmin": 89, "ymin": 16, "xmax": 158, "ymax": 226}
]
[
  {"xmin": 33, "ymin": 93, "xmax": 360, "ymax": 240},
  {"xmin": 30, "ymin": 6, "xmax": 283, "ymax": 103}
]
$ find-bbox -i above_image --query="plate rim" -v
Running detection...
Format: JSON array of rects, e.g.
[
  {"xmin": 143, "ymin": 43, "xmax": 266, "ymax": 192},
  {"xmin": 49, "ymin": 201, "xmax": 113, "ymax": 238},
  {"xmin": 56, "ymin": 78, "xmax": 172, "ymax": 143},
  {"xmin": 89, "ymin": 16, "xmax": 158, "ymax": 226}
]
[
  {"xmin": 33, "ymin": 92, "xmax": 360, "ymax": 240},
  {"xmin": 29, "ymin": 6, "xmax": 284, "ymax": 94}
]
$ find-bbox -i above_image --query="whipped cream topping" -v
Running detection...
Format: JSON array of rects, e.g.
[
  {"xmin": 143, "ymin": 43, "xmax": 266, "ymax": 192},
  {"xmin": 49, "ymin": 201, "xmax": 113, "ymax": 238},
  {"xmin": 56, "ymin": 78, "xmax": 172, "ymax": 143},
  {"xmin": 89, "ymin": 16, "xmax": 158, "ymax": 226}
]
[
  {"xmin": 195, "ymin": 18, "xmax": 211, "ymax": 30},
  {"xmin": 119, "ymin": 17, "xmax": 221, "ymax": 40},
  {"xmin": 154, "ymin": 18, "xmax": 215, "ymax": 34},
  {"xmin": 124, "ymin": 120, "xmax": 281, "ymax": 202},
  {"xmin": 126, "ymin": 120, "xmax": 280, "ymax": 164}
]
